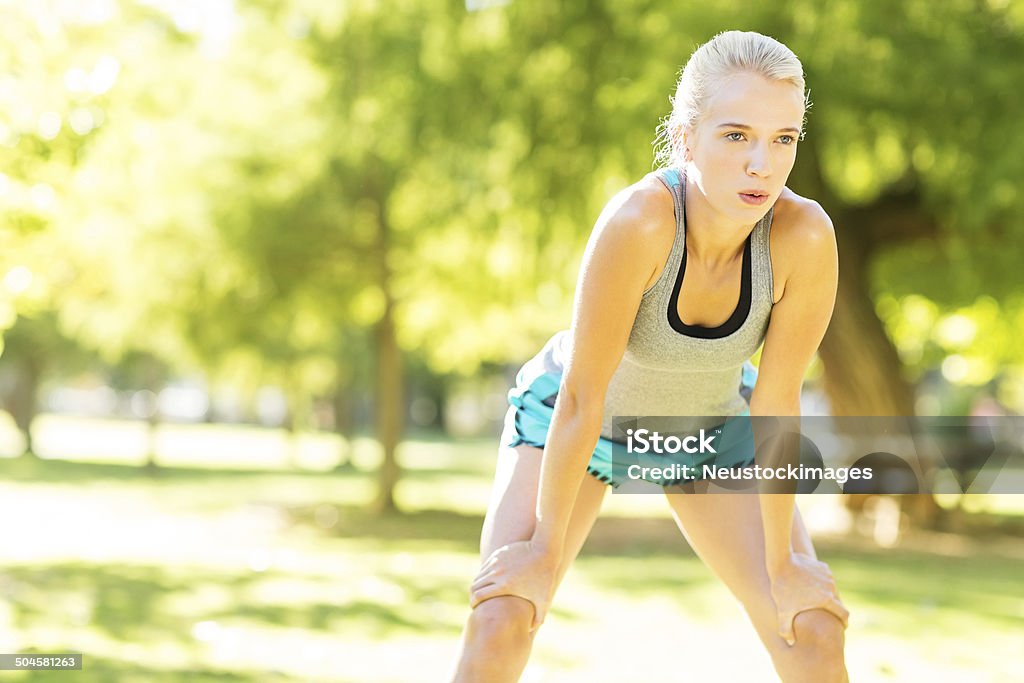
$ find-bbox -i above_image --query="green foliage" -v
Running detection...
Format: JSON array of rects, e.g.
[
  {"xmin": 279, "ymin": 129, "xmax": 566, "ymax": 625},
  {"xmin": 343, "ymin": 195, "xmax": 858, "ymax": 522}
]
[{"xmin": 2, "ymin": 0, "xmax": 1024, "ymax": 403}]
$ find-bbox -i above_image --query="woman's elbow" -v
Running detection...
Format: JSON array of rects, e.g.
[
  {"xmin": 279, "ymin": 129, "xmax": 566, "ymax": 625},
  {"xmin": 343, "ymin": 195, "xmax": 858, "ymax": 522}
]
[{"xmin": 557, "ymin": 377, "xmax": 606, "ymax": 419}]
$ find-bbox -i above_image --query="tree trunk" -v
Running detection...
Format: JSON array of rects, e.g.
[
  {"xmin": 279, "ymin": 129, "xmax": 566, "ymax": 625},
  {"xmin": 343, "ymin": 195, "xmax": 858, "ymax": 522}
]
[
  {"xmin": 10, "ymin": 357, "xmax": 41, "ymax": 457},
  {"xmin": 790, "ymin": 138, "xmax": 943, "ymax": 529},
  {"xmin": 818, "ymin": 240, "xmax": 944, "ymax": 530},
  {"xmin": 371, "ymin": 295, "xmax": 403, "ymax": 515},
  {"xmin": 144, "ymin": 411, "xmax": 160, "ymax": 473},
  {"xmin": 817, "ymin": 225, "xmax": 916, "ymax": 416},
  {"xmin": 333, "ymin": 379, "xmax": 355, "ymax": 471},
  {"xmin": 367, "ymin": 159, "xmax": 404, "ymax": 516},
  {"xmin": 142, "ymin": 361, "xmax": 163, "ymax": 473},
  {"xmin": 283, "ymin": 379, "xmax": 306, "ymax": 470}
]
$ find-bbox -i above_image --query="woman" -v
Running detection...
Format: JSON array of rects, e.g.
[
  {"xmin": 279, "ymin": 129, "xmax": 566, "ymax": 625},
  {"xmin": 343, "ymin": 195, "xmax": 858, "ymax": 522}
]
[{"xmin": 450, "ymin": 30, "xmax": 849, "ymax": 683}]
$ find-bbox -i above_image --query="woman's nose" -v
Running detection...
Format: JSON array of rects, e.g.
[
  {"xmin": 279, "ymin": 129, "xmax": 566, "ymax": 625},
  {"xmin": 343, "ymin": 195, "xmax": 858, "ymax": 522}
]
[{"xmin": 747, "ymin": 144, "xmax": 772, "ymax": 177}]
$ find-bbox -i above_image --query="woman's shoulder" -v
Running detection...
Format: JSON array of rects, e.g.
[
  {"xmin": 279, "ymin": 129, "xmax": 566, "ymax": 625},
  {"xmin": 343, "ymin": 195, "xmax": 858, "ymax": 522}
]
[
  {"xmin": 771, "ymin": 187, "xmax": 835, "ymax": 243},
  {"xmin": 593, "ymin": 171, "xmax": 676, "ymax": 246},
  {"xmin": 768, "ymin": 187, "xmax": 838, "ymax": 298},
  {"xmin": 583, "ymin": 172, "xmax": 678, "ymax": 295}
]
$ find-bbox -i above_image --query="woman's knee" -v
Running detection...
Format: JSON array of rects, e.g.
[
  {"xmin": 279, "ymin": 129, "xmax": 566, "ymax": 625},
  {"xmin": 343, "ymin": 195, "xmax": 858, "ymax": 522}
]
[
  {"xmin": 786, "ymin": 609, "xmax": 847, "ymax": 680},
  {"xmin": 793, "ymin": 608, "xmax": 845, "ymax": 650},
  {"xmin": 468, "ymin": 596, "xmax": 536, "ymax": 642}
]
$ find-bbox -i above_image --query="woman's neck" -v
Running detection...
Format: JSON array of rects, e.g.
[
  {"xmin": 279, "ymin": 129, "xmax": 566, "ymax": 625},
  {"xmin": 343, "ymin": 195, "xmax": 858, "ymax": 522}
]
[{"xmin": 683, "ymin": 173, "xmax": 756, "ymax": 271}]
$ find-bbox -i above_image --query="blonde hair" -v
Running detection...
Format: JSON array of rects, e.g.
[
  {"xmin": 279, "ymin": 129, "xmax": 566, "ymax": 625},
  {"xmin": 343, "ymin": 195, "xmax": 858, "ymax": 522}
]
[{"xmin": 653, "ymin": 30, "xmax": 810, "ymax": 169}]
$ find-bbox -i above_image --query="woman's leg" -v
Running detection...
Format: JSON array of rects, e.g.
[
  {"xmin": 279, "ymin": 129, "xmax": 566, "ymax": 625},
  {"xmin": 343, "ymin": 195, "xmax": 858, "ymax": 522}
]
[
  {"xmin": 664, "ymin": 489, "xmax": 848, "ymax": 683},
  {"xmin": 449, "ymin": 438, "xmax": 607, "ymax": 683}
]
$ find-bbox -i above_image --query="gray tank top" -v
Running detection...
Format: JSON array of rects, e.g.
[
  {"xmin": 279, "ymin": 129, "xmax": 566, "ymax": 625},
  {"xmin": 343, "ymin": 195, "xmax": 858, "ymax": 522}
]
[{"xmin": 524, "ymin": 166, "xmax": 775, "ymax": 441}]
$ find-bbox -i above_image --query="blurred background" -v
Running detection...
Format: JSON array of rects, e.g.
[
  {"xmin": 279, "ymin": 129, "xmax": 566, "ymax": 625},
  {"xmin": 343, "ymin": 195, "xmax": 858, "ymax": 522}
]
[{"xmin": 0, "ymin": 0, "xmax": 1022, "ymax": 681}]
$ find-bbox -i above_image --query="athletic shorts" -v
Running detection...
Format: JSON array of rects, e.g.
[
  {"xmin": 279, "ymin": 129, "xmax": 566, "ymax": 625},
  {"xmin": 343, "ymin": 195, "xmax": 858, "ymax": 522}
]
[{"xmin": 499, "ymin": 363, "xmax": 760, "ymax": 489}]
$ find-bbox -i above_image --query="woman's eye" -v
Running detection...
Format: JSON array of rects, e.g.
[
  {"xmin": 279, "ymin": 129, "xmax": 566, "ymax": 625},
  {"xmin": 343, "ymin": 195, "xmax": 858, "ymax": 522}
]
[
  {"xmin": 778, "ymin": 135, "xmax": 795, "ymax": 145},
  {"xmin": 725, "ymin": 132, "xmax": 744, "ymax": 141}
]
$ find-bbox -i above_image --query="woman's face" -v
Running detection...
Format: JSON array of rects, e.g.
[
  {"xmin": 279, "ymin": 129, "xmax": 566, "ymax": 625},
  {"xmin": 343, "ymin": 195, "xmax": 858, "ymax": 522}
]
[{"xmin": 683, "ymin": 71, "xmax": 805, "ymax": 224}]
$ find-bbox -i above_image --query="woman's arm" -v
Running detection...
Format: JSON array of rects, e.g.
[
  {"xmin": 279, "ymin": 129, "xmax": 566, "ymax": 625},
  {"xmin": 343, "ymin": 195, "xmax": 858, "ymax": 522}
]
[
  {"xmin": 532, "ymin": 187, "xmax": 669, "ymax": 556},
  {"xmin": 748, "ymin": 200, "xmax": 843, "ymax": 643},
  {"xmin": 469, "ymin": 180, "xmax": 673, "ymax": 627}
]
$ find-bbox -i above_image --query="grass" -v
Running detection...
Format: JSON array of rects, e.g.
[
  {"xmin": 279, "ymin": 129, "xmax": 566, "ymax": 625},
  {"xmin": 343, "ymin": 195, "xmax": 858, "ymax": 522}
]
[{"xmin": 0, "ymin": 416, "xmax": 1022, "ymax": 682}]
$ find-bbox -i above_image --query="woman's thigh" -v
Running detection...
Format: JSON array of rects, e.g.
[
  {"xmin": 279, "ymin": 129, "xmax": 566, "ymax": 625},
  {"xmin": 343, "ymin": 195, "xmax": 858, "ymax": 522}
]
[
  {"xmin": 479, "ymin": 430, "xmax": 607, "ymax": 587},
  {"xmin": 663, "ymin": 489, "xmax": 839, "ymax": 653}
]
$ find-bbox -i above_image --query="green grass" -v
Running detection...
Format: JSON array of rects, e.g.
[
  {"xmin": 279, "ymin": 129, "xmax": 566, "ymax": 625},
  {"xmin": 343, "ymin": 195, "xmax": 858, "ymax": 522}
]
[{"xmin": 0, "ymin": 421, "xmax": 1022, "ymax": 682}]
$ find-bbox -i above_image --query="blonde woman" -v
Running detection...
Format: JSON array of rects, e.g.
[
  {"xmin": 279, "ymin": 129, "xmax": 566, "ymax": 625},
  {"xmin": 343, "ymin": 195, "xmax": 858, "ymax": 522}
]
[{"xmin": 451, "ymin": 30, "xmax": 849, "ymax": 683}]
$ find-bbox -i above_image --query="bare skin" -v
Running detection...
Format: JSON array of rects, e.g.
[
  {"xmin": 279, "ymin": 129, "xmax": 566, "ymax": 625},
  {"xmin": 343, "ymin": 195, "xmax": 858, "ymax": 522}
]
[{"xmin": 450, "ymin": 71, "xmax": 848, "ymax": 682}]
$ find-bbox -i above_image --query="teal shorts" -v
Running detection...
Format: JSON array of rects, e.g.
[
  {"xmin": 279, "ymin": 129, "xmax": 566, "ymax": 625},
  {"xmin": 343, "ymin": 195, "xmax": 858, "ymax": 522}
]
[{"xmin": 500, "ymin": 363, "xmax": 759, "ymax": 489}]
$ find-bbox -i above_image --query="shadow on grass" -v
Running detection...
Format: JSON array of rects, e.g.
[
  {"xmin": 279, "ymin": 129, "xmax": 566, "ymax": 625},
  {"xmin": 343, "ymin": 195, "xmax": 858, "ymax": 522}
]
[
  {"xmin": 287, "ymin": 505, "xmax": 484, "ymax": 551},
  {"xmin": 0, "ymin": 560, "xmax": 465, "ymax": 645},
  {"xmin": 203, "ymin": 599, "xmax": 427, "ymax": 637},
  {"xmin": 0, "ymin": 450, "xmax": 493, "ymax": 485},
  {"xmin": 2, "ymin": 564, "xmax": 264, "ymax": 643},
  {"xmin": 558, "ymin": 536, "xmax": 1024, "ymax": 630},
  {"xmin": 0, "ymin": 455, "xmax": 374, "ymax": 484},
  {"xmin": 286, "ymin": 503, "xmax": 703, "ymax": 559},
  {"xmin": 821, "ymin": 545, "xmax": 1024, "ymax": 629}
]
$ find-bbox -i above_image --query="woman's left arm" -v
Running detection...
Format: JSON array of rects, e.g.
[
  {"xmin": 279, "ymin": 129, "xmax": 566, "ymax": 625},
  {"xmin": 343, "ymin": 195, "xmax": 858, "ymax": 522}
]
[{"xmin": 748, "ymin": 200, "xmax": 844, "ymax": 644}]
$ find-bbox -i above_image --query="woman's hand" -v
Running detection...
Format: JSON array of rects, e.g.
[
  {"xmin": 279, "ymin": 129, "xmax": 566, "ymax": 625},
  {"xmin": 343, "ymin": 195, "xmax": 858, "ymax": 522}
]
[
  {"xmin": 769, "ymin": 552, "xmax": 849, "ymax": 646},
  {"xmin": 469, "ymin": 540, "xmax": 561, "ymax": 632}
]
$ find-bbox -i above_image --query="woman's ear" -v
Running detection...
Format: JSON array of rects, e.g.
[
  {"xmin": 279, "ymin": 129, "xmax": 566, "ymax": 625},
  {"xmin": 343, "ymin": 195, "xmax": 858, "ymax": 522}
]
[{"xmin": 680, "ymin": 126, "xmax": 694, "ymax": 163}]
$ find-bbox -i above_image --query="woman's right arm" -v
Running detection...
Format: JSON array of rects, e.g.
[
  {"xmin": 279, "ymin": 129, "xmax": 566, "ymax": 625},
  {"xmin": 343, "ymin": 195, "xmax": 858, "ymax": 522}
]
[
  {"xmin": 468, "ymin": 180, "xmax": 672, "ymax": 628},
  {"xmin": 530, "ymin": 185, "xmax": 669, "ymax": 557}
]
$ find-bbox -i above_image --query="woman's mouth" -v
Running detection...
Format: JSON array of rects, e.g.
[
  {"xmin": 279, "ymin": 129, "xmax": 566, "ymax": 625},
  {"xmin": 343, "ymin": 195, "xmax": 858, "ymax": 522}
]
[{"xmin": 738, "ymin": 192, "xmax": 769, "ymax": 206}]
